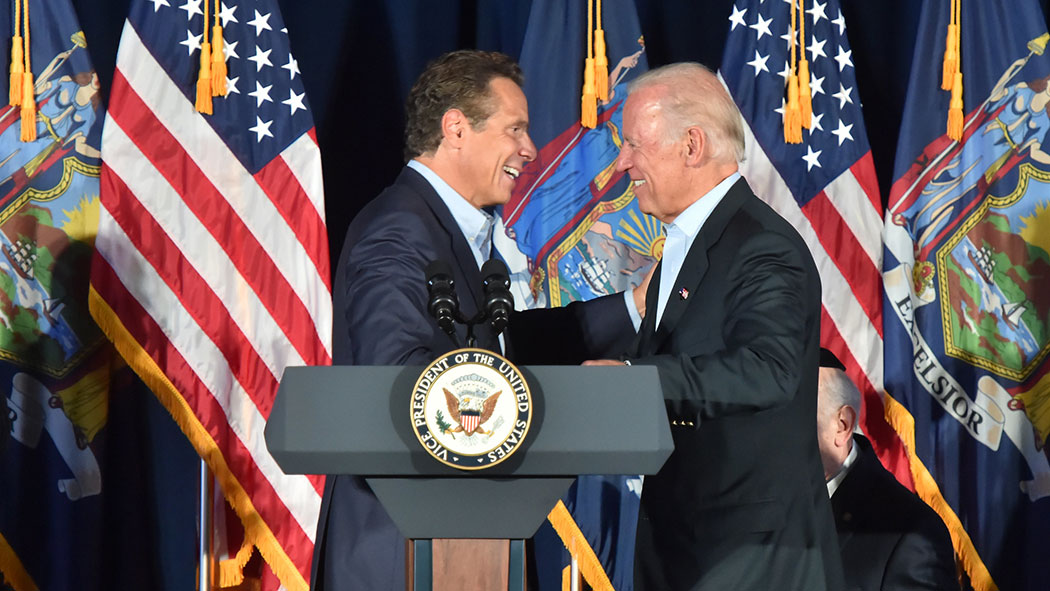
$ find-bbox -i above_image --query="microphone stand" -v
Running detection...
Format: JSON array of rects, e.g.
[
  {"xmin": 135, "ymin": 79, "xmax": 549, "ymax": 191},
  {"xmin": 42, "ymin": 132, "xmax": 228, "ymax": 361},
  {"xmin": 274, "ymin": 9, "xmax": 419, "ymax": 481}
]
[{"xmin": 454, "ymin": 309, "xmax": 488, "ymax": 349}]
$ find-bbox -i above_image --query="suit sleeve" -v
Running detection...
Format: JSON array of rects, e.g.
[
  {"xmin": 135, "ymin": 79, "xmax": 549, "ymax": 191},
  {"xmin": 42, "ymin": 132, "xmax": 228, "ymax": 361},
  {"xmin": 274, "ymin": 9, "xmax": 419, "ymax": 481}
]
[
  {"xmin": 882, "ymin": 514, "xmax": 959, "ymax": 591},
  {"xmin": 508, "ymin": 293, "xmax": 635, "ymax": 365},
  {"xmin": 633, "ymin": 229, "xmax": 816, "ymax": 419},
  {"xmin": 337, "ymin": 207, "xmax": 448, "ymax": 366}
]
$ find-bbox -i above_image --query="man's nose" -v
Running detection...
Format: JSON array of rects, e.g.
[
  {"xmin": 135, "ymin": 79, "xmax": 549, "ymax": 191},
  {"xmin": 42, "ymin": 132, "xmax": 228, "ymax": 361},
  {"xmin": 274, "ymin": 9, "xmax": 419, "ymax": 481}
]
[
  {"xmin": 614, "ymin": 146, "xmax": 631, "ymax": 172},
  {"xmin": 521, "ymin": 133, "xmax": 537, "ymax": 162}
]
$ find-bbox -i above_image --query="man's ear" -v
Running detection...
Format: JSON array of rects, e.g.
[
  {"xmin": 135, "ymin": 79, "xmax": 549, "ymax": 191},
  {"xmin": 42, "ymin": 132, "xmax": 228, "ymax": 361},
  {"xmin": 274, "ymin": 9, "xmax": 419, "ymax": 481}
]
[
  {"xmin": 835, "ymin": 405, "xmax": 857, "ymax": 448},
  {"xmin": 442, "ymin": 109, "xmax": 468, "ymax": 149},
  {"xmin": 683, "ymin": 126, "xmax": 706, "ymax": 166}
]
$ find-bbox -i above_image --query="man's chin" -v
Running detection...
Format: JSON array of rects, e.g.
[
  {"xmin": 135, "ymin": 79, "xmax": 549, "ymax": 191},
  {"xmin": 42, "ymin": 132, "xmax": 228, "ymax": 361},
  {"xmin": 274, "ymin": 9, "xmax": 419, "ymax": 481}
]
[
  {"xmin": 493, "ymin": 188, "xmax": 515, "ymax": 205},
  {"xmin": 635, "ymin": 198, "xmax": 654, "ymax": 218},
  {"xmin": 478, "ymin": 193, "xmax": 513, "ymax": 209}
]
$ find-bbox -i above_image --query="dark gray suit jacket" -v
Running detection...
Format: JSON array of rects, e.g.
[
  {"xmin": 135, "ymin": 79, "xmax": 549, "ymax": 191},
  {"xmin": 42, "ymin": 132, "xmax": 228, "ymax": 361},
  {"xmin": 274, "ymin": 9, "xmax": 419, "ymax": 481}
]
[
  {"xmin": 833, "ymin": 435, "xmax": 958, "ymax": 591},
  {"xmin": 312, "ymin": 167, "xmax": 634, "ymax": 591},
  {"xmin": 630, "ymin": 178, "xmax": 844, "ymax": 591}
]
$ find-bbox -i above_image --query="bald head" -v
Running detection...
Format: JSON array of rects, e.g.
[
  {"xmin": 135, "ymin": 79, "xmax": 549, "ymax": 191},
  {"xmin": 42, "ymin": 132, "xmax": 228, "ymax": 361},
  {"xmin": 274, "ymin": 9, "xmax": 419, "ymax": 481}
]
[{"xmin": 817, "ymin": 367, "xmax": 861, "ymax": 480}]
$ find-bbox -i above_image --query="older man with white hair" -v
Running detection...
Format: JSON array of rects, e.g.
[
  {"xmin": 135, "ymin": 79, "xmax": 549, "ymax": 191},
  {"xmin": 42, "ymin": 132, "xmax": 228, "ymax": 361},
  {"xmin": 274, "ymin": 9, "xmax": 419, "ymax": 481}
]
[
  {"xmin": 587, "ymin": 62, "xmax": 843, "ymax": 590},
  {"xmin": 818, "ymin": 349, "xmax": 959, "ymax": 591}
]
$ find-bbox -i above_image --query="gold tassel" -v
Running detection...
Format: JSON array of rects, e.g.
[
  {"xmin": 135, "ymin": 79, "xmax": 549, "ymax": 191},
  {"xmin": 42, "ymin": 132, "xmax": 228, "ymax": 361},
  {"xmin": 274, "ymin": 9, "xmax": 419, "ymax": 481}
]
[
  {"xmin": 580, "ymin": 0, "xmax": 597, "ymax": 128},
  {"xmin": 947, "ymin": 71, "xmax": 963, "ymax": 141},
  {"xmin": 594, "ymin": 0, "xmax": 608, "ymax": 101},
  {"xmin": 784, "ymin": 74, "xmax": 802, "ymax": 144},
  {"xmin": 594, "ymin": 29, "xmax": 609, "ymax": 102},
  {"xmin": 10, "ymin": 0, "xmax": 23, "ymax": 107},
  {"xmin": 211, "ymin": 25, "xmax": 227, "ymax": 96},
  {"xmin": 16, "ymin": 0, "xmax": 34, "ymax": 140},
  {"xmin": 195, "ymin": 0, "xmax": 213, "ymax": 113},
  {"xmin": 196, "ymin": 41, "xmax": 213, "ymax": 114},
  {"xmin": 20, "ymin": 72, "xmax": 35, "ymax": 141},
  {"xmin": 581, "ymin": 57, "xmax": 597, "ymax": 128},
  {"xmin": 9, "ymin": 36, "xmax": 23, "ymax": 106},
  {"xmin": 942, "ymin": 24, "xmax": 958, "ymax": 91},
  {"xmin": 798, "ymin": 59, "xmax": 812, "ymax": 129}
]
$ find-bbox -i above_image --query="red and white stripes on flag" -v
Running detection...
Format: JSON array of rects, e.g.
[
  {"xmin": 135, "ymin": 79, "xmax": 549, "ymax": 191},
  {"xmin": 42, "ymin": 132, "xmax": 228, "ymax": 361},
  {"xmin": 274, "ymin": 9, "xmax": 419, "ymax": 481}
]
[
  {"xmin": 89, "ymin": 18, "xmax": 330, "ymax": 591},
  {"xmin": 737, "ymin": 136, "xmax": 906, "ymax": 480},
  {"xmin": 718, "ymin": 0, "xmax": 912, "ymax": 483}
]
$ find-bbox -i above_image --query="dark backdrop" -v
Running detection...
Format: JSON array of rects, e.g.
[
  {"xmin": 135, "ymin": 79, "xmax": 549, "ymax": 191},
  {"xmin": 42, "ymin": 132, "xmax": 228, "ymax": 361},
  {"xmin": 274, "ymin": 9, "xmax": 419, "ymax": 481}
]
[
  {"xmin": 60, "ymin": 1, "xmax": 1050, "ymax": 588},
  {"xmin": 73, "ymin": 0, "xmax": 1050, "ymax": 263}
]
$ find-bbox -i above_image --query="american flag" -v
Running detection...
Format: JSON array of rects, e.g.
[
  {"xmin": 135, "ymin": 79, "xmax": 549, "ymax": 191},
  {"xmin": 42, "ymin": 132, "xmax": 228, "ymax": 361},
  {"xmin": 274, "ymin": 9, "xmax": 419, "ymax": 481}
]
[
  {"xmin": 88, "ymin": 0, "xmax": 331, "ymax": 589},
  {"xmin": 719, "ymin": 0, "xmax": 908, "ymax": 479}
]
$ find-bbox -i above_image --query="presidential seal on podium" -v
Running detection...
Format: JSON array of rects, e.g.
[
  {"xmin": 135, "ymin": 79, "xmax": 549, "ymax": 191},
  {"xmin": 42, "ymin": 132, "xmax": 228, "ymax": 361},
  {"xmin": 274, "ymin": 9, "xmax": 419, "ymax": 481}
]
[{"xmin": 411, "ymin": 348, "xmax": 532, "ymax": 470}]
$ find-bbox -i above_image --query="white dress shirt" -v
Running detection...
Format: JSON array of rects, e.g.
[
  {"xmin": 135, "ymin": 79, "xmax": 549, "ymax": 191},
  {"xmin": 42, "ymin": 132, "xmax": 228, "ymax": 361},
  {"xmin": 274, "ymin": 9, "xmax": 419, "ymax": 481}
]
[
  {"xmin": 654, "ymin": 172, "xmax": 740, "ymax": 328},
  {"xmin": 826, "ymin": 439, "xmax": 859, "ymax": 498}
]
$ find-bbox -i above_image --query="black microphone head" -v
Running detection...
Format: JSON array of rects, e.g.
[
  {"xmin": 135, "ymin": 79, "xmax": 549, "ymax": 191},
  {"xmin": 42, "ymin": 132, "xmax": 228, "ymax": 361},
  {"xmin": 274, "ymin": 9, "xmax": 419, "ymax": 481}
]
[
  {"xmin": 425, "ymin": 260, "xmax": 458, "ymax": 335},
  {"xmin": 425, "ymin": 259, "xmax": 453, "ymax": 281},
  {"xmin": 481, "ymin": 258, "xmax": 510, "ymax": 285},
  {"xmin": 481, "ymin": 258, "xmax": 513, "ymax": 335}
]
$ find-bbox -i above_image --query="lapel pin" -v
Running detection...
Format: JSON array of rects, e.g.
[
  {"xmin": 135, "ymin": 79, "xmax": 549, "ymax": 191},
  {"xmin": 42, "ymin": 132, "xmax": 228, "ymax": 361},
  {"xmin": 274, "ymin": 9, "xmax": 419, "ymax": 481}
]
[{"xmin": 678, "ymin": 287, "xmax": 689, "ymax": 300}]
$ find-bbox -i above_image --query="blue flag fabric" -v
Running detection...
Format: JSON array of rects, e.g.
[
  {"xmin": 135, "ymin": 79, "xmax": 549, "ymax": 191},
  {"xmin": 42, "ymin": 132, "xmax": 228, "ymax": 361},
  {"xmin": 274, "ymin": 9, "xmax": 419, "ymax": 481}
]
[
  {"xmin": 500, "ymin": 1, "xmax": 656, "ymax": 589},
  {"xmin": 0, "ymin": 2, "xmax": 183, "ymax": 590},
  {"xmin": 883, "ymin": 1, "xmax": 1050, "ymax": 589}
]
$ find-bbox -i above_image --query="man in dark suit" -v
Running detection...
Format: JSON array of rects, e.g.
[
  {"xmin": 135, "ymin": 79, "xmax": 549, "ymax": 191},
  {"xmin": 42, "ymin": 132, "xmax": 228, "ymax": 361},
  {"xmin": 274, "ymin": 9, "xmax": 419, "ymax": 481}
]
[
  {"xmin": 312, "ymin": 50, "xmax": 643, "ymax": 591},
  {"xmin": 817, "ymin": 351, "xmax": 959, "ymax": 591},
  {"xmin": 586, "ymin": 62, "xmax": 843, "ymax": 590}
]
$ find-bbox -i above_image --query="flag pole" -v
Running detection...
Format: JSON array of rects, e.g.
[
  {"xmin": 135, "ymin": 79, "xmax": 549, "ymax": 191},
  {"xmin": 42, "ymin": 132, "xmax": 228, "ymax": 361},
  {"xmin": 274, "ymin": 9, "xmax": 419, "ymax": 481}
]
[{"xmin": 199, "ymin": 458, "xmax": 213, "ymax": 591}]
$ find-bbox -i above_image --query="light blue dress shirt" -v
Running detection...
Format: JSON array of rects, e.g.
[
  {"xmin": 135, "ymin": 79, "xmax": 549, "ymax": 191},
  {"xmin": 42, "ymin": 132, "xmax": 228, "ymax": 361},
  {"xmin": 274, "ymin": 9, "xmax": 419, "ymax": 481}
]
[
  {"xmin": 408, "ymin": 160, "xmax": 641, "ymax": 333},
  {"xmin": 654, "ymin": 172, "xmax": 741, "ymax": 328},
  {"xmin": 408, "ymin": 160, "xmax": 494, "ymax": 267}
]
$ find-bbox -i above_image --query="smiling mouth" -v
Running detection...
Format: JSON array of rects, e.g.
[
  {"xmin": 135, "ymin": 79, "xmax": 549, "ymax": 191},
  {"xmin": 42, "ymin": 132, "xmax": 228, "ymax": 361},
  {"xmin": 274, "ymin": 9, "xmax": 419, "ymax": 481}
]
[
  {"xmin": 632, "ymin": 179, "xmax": 647, "ymax": 187},
  {"xmin": 503, "ymin": 165, "xmax": 521, "ymax": 179}
]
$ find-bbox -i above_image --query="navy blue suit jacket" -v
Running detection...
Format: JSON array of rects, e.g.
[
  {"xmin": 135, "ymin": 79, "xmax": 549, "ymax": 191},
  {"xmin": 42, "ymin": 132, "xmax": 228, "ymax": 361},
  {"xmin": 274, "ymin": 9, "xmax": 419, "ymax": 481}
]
[
  {"xmin": 833, "ymin": 435, "xmax": 958, "ymax": 591},
  {"xmin": 311, "ymin": 167, "xmax": 635, "ymax": 591}
]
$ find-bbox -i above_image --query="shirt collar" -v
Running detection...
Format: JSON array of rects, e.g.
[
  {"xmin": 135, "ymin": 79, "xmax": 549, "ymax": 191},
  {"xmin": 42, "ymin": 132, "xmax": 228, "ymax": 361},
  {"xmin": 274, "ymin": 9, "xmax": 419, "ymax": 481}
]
[
  {"xmin": 665, "ymin": 172, "xmax": 741, "ymax": 239},
  {"xmin": 826, "ymin": 437, "xmax": 859, "ymax": 498},
  {"xmin": 408, "ymin": 159, "xmax": 494, "ymax": 256}
]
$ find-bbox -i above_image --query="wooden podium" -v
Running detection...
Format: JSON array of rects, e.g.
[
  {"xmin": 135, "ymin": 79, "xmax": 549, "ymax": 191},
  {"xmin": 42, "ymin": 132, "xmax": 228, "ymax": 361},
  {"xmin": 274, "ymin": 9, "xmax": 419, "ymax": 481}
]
[{"xmin": 265, "ymin": 364, "xmax": 672, "ymax": 591}]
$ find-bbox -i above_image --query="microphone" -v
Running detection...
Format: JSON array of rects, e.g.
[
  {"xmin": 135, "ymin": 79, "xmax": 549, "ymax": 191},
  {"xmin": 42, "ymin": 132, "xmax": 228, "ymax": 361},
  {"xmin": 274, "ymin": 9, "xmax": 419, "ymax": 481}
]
[
  {"xmin": 481, "ymin": 258, "xmax": 514, "ymax": 335},
  {"xmin": 425, "ymin": 260, "xmax": 459, "ymax": 335}
]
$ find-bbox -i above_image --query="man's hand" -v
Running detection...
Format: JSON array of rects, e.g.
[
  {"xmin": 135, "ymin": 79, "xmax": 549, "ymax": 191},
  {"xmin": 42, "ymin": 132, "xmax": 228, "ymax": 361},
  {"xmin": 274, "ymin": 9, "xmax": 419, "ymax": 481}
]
[{"xmin": 582, "ymin": 359, "xmax": 625, "ymax": 366}]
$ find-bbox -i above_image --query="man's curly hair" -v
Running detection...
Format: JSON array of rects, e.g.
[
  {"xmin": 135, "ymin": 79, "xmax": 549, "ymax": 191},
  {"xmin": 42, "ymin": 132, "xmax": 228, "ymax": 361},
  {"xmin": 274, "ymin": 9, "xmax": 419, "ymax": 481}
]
[{"xmin": 403, "ymin": 50, "xmax": 524, "ymax": 161}]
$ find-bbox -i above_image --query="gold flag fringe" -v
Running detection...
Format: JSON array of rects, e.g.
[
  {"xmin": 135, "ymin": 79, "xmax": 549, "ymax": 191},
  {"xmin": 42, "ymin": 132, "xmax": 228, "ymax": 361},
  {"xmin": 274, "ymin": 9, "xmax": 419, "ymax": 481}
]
[
  {"xmin": 882, "ymin": 393, "xmax": 998, "ymax": 591},
  {"xmin": 0, "ymin": 532, "xmax": 37, "ymax": 591},
  {"xmin": 88, "ymin": 287, "xmax": 310, "ymax": 591},
  {"xmin": 547, "ymin": 500, "xmax": 614, "ymax": 591}
]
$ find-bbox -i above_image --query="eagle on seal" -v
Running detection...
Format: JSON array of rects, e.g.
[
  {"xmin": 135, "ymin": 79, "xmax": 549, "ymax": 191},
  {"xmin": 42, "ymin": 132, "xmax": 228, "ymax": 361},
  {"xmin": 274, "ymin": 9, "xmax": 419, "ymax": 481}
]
[{"xmin": 443, "ymin": 388, "xmax": 501, "ymax": 436}]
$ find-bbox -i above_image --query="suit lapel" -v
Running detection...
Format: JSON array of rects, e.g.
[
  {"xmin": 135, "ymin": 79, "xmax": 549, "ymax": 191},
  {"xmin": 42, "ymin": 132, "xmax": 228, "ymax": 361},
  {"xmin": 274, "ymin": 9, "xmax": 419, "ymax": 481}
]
[
  {"xmin": 647, "ymin": 178, "xmax": 751, "ymax": 353},
  {"xmin": 400, "ymin": 168, "xmax": 483, "ymax": 313}
]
